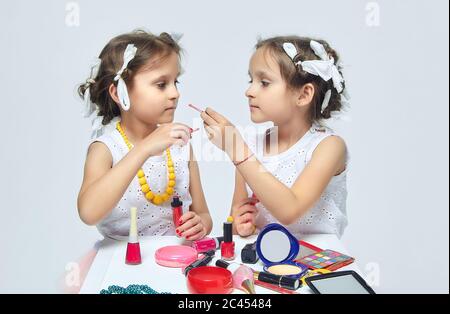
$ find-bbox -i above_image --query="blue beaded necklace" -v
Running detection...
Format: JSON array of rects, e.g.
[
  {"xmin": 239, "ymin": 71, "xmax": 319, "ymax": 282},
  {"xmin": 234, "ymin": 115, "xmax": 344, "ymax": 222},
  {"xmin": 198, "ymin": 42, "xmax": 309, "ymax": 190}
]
[{"xmin": 100, "ymin": 284, "xmax": 171, "ymax": 294}]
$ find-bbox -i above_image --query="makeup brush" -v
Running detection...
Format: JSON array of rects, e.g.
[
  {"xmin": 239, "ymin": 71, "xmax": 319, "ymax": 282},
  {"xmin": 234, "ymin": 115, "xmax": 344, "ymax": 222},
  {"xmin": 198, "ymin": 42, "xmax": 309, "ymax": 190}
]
[
  {"xmin": 233, "ymin": 264, "xmax": 255, "ymax": 294},
  {"xmin": 216, "ymin": 260, "xmax": 255, "ymax": 294},
  {"xmin": 188, "ymin": 103, "xmax": 204, "ymax": 113}
]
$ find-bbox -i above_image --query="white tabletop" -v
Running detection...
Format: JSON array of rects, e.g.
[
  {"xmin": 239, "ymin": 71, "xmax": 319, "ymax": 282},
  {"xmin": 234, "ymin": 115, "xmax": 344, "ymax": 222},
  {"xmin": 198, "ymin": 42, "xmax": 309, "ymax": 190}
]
[{"xmin": 80, "ymin": 234, "xmax": 361, "ymax": 294}]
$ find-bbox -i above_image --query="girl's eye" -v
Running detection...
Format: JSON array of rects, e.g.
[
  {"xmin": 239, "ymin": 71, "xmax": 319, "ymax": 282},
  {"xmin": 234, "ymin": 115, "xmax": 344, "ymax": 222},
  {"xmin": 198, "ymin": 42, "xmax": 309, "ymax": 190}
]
[
  {"xmin": 248, "ymin": 80, "xmax": 253, "ymax": 84},
  {"xmin": 261, "ymin": 81, "xmax": 270, "ymax": 87},
  {"xmin": 157, "ymin": 80, "xmax": 179, "ymax": 89}
]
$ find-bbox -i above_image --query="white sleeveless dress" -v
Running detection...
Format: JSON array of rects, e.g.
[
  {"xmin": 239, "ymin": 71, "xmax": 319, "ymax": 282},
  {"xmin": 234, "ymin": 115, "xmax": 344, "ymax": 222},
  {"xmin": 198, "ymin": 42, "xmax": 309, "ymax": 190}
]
[
  {"xmin": 244, "ymin": 123, "xmax": 349, "ymax": 238},
  {"xmin": 88, "ymin": 129, "xmax": 192, "ymax": 240}
]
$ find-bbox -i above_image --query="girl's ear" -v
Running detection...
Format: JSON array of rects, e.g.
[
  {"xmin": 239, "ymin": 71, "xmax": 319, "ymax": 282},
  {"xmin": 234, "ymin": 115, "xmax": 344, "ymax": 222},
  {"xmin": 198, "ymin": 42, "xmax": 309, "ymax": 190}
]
[
  {"xmin": 296, "ymin": 83, "xmax": 315, "ymax": 108},
  {"xmin": 108, "ymin": 83, "xmax": 121, "ymax": 105}
]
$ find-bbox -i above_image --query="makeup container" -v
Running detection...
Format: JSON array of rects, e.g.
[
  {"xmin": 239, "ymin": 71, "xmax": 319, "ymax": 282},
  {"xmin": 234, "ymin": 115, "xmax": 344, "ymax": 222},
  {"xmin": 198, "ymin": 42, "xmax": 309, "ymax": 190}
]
[
  {"xmin": 186, "ymin": 266, "xmax": 233, "ymax": 294},
  {"xmin": 220, "ymin": 216, "xmax": 235, "ymax": 260},
  {"xmin": 256, "ymin": 223, "xmax": 308, "ymax": 279},
  {"xmin": 155, "ymin": 245, "xmax": 199, "ymax": 268},
  {"xmin": 125, "ymin": 207, "xmax": 141, "ymax": 265},
  {"xmin": 192, "ymin": 237, "xmax": 224, "ymax": 253},
  {"xmin": 241, "ymin": 241, "xmax": 259, "ymax": 264},
  {"xmin": 297, "ymin": 249, "xmax": 354, "ymax": 271}
]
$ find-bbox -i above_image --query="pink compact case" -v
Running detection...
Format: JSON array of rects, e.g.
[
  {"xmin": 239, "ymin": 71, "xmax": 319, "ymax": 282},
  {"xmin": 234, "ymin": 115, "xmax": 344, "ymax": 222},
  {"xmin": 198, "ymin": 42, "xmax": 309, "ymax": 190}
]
[{"xmin": 155, "ymin": 245, "xmax": 199, "ymax": 268}]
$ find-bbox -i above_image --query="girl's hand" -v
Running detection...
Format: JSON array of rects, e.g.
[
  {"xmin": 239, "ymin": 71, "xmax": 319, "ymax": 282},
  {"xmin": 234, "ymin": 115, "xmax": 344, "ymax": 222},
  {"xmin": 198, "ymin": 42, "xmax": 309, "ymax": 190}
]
[
  {"xmin": 176, "ymin": 211, "xmax": 207, "ymax": 241},
  {"xmin": 232, "ymin": 197, "xmax": 259, "ymax": 237},
  {"xmin": 200, "ymin": 108, "xmax": 245, "ymax": 158},
  {"xmin": 139, "ymin": 123, "xmax": 192, "ymax": 157}
]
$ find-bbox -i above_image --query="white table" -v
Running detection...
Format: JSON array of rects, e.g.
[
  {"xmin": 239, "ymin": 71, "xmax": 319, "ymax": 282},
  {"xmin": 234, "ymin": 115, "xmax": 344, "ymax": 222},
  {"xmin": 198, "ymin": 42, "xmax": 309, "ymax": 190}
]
[{"xmin": 80, "ymin": 234, "xmax": 361, "ymax": 294}]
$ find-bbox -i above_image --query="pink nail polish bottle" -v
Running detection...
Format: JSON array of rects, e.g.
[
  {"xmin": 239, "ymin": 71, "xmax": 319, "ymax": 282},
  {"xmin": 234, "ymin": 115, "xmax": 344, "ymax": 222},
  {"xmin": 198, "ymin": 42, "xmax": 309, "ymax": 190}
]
[{"xmin": 125, "ymin": 207, "xmax": 141, "ymax": 265}]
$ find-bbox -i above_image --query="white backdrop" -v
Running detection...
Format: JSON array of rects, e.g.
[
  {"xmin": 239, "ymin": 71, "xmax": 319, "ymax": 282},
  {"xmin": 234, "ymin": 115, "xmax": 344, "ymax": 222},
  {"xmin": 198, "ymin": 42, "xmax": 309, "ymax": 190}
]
[{"xmin": 0, "ymin": 0, "xmax": 448, "ymax": 293}]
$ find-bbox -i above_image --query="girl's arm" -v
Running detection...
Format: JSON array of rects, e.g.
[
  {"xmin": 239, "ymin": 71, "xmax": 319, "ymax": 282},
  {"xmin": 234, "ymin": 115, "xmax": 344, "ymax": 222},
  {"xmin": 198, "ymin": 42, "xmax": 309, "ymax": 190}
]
[
  {"xmin": 234, "ymin": 135, "xmax": 346, "ymax": 225},
  {"xmin": 78, "ymin": 123, "xmax": 192, "ymax": 226},
  {"xmin": 77, "ymin": 142, "xmax": 150, "ymax": 226},
  {"xmin": 201, "ymin": 108, "xmax": 346, "ymax": 225},
  {"xmin": 230, "ymin": 169, "xmax": 257, "ymax": 235},
  {"xmin": 231, "ymin": 169, "xmax": 249, "ymax": 215}
]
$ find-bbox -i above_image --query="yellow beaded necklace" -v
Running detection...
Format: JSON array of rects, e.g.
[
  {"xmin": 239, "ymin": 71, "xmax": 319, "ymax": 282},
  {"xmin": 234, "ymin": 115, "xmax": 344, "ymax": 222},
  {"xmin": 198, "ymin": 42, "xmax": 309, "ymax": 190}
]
[{"xmin": 116, "ymin": 122, "xmax": 175, "ymax": 205}]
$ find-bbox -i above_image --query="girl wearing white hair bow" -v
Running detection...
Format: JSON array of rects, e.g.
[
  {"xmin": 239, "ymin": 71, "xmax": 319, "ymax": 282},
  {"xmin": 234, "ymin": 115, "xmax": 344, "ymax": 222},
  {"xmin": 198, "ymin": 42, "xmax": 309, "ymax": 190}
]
[
  {"xmin": 77, "ymin": 30, "xmax": 212, "ymax": 241},
  {"xmin": 200, "ymin": 36, "xmax": 350, "ymax": 238}
]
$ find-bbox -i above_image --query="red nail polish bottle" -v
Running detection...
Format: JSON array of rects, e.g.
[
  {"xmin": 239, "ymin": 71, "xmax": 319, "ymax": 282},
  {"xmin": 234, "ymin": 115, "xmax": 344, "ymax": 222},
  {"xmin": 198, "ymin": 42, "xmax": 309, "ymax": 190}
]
[
  {"xmin": 125, "ymin": 207, "xmax": 141, "ymax": 265},
  {"xmin": 171, "ymin": 196, "xmax": 183, "ymax": 228},
  {"xmin": 221, "ymin": 216, "xmax": 235, "ymax": 260}
]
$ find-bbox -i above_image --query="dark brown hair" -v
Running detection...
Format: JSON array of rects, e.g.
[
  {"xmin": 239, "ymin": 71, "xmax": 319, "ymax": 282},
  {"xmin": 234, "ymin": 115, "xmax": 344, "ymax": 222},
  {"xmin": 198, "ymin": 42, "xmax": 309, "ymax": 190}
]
[
  {"xmin": 78, "ymin": 30, "xmax": 182, "ymax": 125},
  {"xmin": 256, "ymin": 36, "xmax": 345, "ymax": 122}
]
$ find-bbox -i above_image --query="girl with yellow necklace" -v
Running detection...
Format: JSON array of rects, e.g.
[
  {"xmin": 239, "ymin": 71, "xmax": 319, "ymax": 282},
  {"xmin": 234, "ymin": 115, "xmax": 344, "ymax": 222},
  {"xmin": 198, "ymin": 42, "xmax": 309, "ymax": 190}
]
[{"xmin": 77, "ymin": 30, "xmax": 212, "ymax": 241}]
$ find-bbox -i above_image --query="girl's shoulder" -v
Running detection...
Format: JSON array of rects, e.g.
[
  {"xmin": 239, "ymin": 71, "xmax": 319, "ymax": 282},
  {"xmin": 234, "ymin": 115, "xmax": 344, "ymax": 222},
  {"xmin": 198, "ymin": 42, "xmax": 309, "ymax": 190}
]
[
  {"xmin": 87, "ymin": 129, "xmax": 125, "ymax": 165},
  {"xmin": 307, "ymin": 124, "xmax": 349, "ymax": 172},
  {"xmin": 310, "ymin": 124, "xmax": 346, "ymax": 148},
  {"xmin": 312, "ymin": 134, "xmax": 347, "ymax": 159}
]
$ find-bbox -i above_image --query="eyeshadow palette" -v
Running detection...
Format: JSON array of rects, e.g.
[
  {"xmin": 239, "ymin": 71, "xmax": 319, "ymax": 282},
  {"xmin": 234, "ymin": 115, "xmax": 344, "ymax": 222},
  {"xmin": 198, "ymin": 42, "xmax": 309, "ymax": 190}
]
[{"xmin": 297, "ymin": 249, "xmax": 354, "ymax": 271}]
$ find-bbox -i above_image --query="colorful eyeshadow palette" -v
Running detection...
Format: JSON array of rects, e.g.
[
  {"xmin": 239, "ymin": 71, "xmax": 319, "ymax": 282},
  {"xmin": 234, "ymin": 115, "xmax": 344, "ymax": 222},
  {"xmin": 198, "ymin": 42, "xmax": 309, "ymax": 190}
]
[{"xmin": 296, "ymin": 249, "xmax": 354, "ymax": 271}]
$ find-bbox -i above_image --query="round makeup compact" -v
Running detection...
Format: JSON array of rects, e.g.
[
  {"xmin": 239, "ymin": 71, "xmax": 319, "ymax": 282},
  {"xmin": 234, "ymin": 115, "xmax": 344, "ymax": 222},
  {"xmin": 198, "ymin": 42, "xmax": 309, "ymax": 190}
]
[
  {"xmin": 256, "ymin": 223, "xmax": 308, "ymax": 279},
  {"xmin": 155, "ymin": 245, "xmax": 199, "ymax": 268},
  {"xmin": 186, "ymin": 266, "xmax": 233, "ymax": 294}
]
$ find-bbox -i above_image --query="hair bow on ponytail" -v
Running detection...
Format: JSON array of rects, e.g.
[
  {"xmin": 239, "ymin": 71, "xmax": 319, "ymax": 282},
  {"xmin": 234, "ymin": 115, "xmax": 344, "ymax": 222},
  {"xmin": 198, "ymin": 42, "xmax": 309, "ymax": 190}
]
[{"xmin": 282, "ymin": 41, "xmax": 349, "ymax": 117}]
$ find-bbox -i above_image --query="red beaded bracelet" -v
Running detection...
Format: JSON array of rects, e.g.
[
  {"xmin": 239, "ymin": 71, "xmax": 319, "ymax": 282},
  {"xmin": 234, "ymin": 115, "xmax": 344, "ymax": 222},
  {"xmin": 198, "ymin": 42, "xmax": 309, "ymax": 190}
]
[{"xmin": 233, "ymin": 153, "xmax": 255, "ymax": 166}]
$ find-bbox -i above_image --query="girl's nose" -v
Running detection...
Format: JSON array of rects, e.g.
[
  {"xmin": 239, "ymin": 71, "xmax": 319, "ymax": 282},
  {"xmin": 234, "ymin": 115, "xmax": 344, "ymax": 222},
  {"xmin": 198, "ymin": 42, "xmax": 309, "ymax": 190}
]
[
  {"xmin": 169, "ymin": 85, "xmax": 180, "ymax": 100},
  {"xmin": 245, "ymin": 85, "xmax": 255, "ymax": 99}
]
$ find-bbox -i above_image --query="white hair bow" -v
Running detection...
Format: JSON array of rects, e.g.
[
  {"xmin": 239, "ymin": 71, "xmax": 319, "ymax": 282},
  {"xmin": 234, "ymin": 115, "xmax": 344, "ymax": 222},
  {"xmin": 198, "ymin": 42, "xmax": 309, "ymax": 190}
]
[
  {"xmin": 82, "ymin": 58, "xmax": 109, "ymax": 138},
  {"xmin": 282, "ymin": 41, "xmax": 348, "ymax": 116},
  {"xmin": 83, "ymin": 44, "xmax": 138, "ymax": 139},
  {"xmin": 113, "ymin": 44, "xmax": 138, "ymax": 111}
]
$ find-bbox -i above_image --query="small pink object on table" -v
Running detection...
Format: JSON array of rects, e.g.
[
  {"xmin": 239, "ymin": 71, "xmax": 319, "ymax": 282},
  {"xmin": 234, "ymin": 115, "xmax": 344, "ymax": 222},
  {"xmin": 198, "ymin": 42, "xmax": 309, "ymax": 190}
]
[{"xmin": 155, "ymin": 245, "xmax": 199, "ymax": 268}]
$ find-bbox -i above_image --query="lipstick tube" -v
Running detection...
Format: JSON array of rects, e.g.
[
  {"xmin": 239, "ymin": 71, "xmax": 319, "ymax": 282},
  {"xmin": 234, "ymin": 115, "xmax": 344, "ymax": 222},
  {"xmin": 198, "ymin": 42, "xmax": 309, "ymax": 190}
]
[
  {"xmin": 125, "ymin": 207, "xmax": 141, "ymax": 265},
  {"xmin": 253, "ymin": 271, "xmax": 300, "ymax": 291},
  {"xmin": 183, "ymin": 250, "xmax": 215, "ymax": 276},
  {"xmin": 221, "ymin": 216, "xmax": 235, "ymax": 260},
  {"xmin": 192, "ymin": 237, "xmax": 224, "ymax": 253}
]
